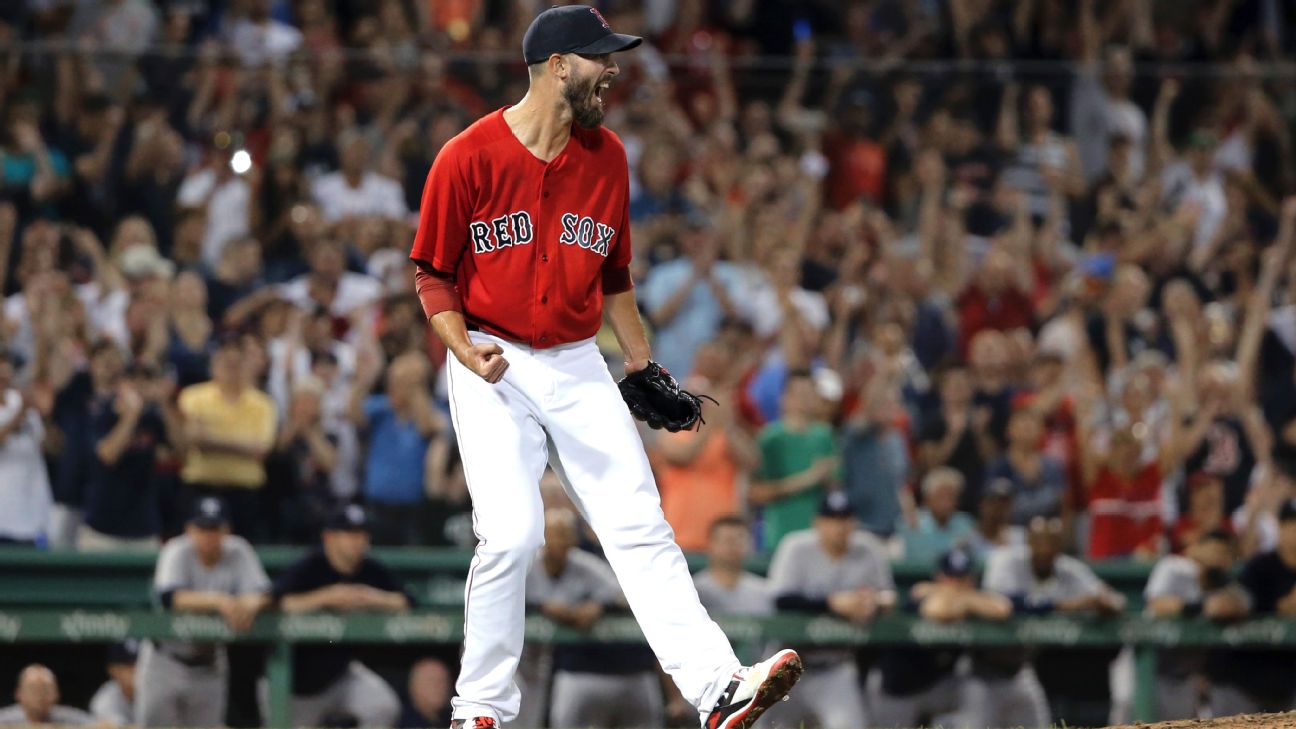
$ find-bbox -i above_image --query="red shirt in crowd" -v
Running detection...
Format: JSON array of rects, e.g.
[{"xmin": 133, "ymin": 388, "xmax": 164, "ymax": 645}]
[
  {"xmin": 409, "ymin": 108, "xmax": 634, "ymax": 348},
  {"xmin": 955, "ymin": 284, "xmax": 1034, "ymax": 357},
  {"xmin": 1087, "ymin": 462, "xmax": 1164, "ymax": 560}
]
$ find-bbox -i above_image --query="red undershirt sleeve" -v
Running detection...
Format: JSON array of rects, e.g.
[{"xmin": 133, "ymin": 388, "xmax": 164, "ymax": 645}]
[
  {"xmin": 601, "ymin": 265, "xmax": 634, "ymax": 294},
  {"xmin": 414, "ymin": 266, "xmax": 462, "ymax": 318}
]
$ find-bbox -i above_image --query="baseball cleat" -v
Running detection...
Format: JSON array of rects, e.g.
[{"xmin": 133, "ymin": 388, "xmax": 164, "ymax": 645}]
[
  {"xmin": 449, "ymin": 718, "xmax": 498, "ymax": 729},
  {"xmin": 703, "ymin": 648, "xmax": 803, "ymax": 729}
]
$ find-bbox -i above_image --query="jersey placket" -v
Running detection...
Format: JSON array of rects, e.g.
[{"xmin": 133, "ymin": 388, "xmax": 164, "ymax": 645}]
[{"xmin": 533, "ymin": 154, "xmax": 565, "ymax": 348}]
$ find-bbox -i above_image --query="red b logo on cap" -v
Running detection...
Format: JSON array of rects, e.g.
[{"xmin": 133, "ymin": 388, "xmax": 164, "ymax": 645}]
[{"xmin": 590, "ymin": 7, "xmax": 611, "ymax": 30}]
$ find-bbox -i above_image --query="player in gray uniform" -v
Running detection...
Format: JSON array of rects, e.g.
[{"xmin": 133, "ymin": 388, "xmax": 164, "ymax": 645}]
[
  {"xmin": 91, "ymin": 641, "xmax": 139, "ymax": 726},
  {"xmin": 527, "ymin": 509, "xmax": 663, "ymax": 729},
  {"xmin": 765, "ymin": 492, "xmax": 893, "ymax": 729},
  {"xmin": 970, "ymin": 517, "xmax": 1125, "ymax": 729},
  {"xmin": 1143, "ymin": 529, "xmax": 1247, "ymax": 719},
  {"xmin": 0, "ymin": 665, "xmax": 95, "ymax": 727},
  {"xmin": 871, "ymin": 547, "xmax": 1011, "ymax": 729},
  {"xmin": 136, "ymin": 497, "xmax": 271, "ymax": 728},
  {"xmin": 693, "ymin": 516, "xmax": 773, "ymax": 617}
]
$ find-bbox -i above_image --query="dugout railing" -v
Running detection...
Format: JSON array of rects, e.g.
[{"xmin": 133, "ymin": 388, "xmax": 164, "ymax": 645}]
[
  {"xmin": 2, "ymin": 548, "xmax": 1293, "ymax": 724},
  {"xmin": 2, "ymin": 608, "xmax": 1296, "ymax": 725}
]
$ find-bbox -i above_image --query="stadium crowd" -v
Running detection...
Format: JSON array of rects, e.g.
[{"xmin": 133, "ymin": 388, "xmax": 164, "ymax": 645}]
[{"xmin": 3, "ymin": 0, "xmax": 1296, "ymax": 727}]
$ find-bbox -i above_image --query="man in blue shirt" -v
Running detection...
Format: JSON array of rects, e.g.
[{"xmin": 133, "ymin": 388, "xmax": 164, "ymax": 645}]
[
  {"xmin": 894, "ymin": 467, "xmax": 977, "ymax": 564},
  {"xmin": 640, "ymin": 216, "xmax": 744, "ymax": 377},
  {"xmin": 349, "ymin": 351, "xmax": 446, "ymax": 544}
]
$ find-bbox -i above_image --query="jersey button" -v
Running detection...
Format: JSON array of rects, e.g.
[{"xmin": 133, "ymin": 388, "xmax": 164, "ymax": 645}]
[
  {"xmin": 539, "ymin": 335, "xmax": 548, "ymax": 343},
  {"xmin": 543, "ymin": 191, "xmax": 550, "ymax": 198},
  {"xmin": 540, "ymin": 295, "xmax": 548, "ymax": 304},
  {"xmin": 541, "ymin": 254, "xmax": 549, "ymax": 262}
]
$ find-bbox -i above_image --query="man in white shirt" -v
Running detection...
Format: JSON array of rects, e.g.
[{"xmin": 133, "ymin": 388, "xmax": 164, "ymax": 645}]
[
  {"xmin": 226, "ymin": 0, "xmax": 302, "ymax": 67},
  {"xmin": 276, "ymin": 239, "xmax": 383, "ymax": 319},
  {"xmin": 693, "ymin": 516, "xmax": 772, "ymax": 616},
  {"xmin": 177, "ymin": 148, "xmax": 252, "ymax": 269},
  {"xmin": 0, "ymin": 352, "xmax": 51, "ymax": 546},
  {"xmin": 312, "ymin": 131, "xmax": 409, "ymax": 226}
]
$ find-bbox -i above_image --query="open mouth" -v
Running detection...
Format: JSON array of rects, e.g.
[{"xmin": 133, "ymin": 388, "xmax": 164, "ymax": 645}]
[{"xmin": 594, "ymin": 79, "xmax": 610, "ymax": 105}]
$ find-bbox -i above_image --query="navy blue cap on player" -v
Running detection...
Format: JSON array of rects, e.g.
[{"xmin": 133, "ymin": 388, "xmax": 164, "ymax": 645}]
[
  {"xmin": 522, "ymin": 5, "xmax": 642, "ymax": 65},
  {"xmin": 938, "ymin": 547, "xmax": 975, "ymax": 578},
  {"xmin": 189, "ymin": 496, "xmax": 229, "ymax": 529},
  {"xmin": 818, "ymin": 491, "xmax": 854, "ymax": 519},
  {"xmin": 326, "ymin": 504, "xmax": 370, "ymax": 532},
  {"xmin": 107, "ymin": 639, "xmax": 140, "ymax": 666}
]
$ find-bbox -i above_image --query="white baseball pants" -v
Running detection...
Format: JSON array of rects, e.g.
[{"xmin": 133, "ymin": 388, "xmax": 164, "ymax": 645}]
[{"xmin": 445, "ymin": 333, "xmax": 741, "ymax": 725}]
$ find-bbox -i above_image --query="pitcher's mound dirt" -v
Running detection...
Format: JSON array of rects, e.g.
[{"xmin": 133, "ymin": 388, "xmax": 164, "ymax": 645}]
[{"xmin": 1107, "ymin": 712, "xmax": 1296, "ymax": 728}]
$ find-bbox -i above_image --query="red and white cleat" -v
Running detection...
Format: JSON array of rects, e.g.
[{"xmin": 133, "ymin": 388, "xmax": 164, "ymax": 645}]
[{"xmin": 702, "ymin": 649, "xmax": 804, "ymax": 729}]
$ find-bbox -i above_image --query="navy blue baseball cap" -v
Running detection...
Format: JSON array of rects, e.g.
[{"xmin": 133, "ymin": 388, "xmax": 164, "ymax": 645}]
[
  {"xmin": 107, "ymin": 639, "xmax": 140, "ymax": 666},
  {"xmin": 189, "ymin": 497, "xmax": 229, "ymax": 529},
  {"xmin": 522, "ymin": 6, "xmax": 642, "ymax": 65},
  {"xmin": 818, "ymin": 491, "xmax": 854, "ymax": 519},
  {"xmin": 938, "ymin": 547, "xmax": 975, "ymax": 578},
  {"xmin": 326, "ymin": 504, "xmax": 370, "ymax": 532}
]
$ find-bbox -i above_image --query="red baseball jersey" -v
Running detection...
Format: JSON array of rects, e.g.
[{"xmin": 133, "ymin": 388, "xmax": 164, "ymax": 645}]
[{"xmin": 409, "ymin": 108, "xmax": 634, "ymax": 348}]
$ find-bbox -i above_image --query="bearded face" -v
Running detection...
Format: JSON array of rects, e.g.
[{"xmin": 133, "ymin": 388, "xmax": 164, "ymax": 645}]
[{"xmin": 562, "ymin": 59, "xmax": 608, "ymax": 129}]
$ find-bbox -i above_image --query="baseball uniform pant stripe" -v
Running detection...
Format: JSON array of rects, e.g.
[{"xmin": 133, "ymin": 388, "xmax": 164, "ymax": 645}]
[{"xmin": 446, "ymin": 334, "xmax": 740, "ymax": 724}]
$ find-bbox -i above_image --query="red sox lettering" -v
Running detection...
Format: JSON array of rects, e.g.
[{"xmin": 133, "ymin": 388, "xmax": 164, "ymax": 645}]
[
  {"xmin": 470, "ymin": 211, "xmax": 535, "ymax": 254},
  {"xmin": 557, "ymin": 213, "xmax": 615, "ymax": 256}
]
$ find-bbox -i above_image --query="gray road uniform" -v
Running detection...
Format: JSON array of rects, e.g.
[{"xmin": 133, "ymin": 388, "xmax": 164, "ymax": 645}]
[
  {"xmin": 136, "ymin": 534, "xmax": 270, "ymax": 728},
  {"xmin": 764, "ymin": 529, "xmax": 892, "ymax": 729},
  {"xmin": 90, "ymin": 679, "xmax": 134, "ymax": 726},
  {"xmin": 693, "ymin": 569, "xmax": 774, "ymax": 617},
  {"xmin": 1142, "ymin": 554, "xmax": 1245, "ymax": 720},
  {"xmin": 971, "ymin": 546, "xmax": 1109, "ymax": 729},
  {"xmin": 524, "ymin": 549, "xmax": 663, "ymax": 729},
  {"xmin": 0, "ymin": 704, "xmax": 95, "ymax": 726}
]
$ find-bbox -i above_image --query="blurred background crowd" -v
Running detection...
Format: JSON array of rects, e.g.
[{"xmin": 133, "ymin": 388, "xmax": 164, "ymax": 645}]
[{"xmin": 3, "ymin": 0, "xmax": 1296, "ymax": 727}]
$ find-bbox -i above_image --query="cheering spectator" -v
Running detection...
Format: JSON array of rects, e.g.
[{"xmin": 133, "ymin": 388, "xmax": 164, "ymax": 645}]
[
  {"xmin": 1076, "ymin": 379, "xmax": 1216, "ymax": 560},
  {"xmin": 265, "ymin": 376, "xmax": 341, "ymax": 542},
  {"xmin": 0, "ymin": 665, "xmax": 94, "ymax": 727},
  {"xmin": 278, "ymin": 239, "xmax": 383, "ymax": 320},
  {"xmin": 349, "ymin": 350, "xmax": 446, "ymax": 545},
  {"xmin": 984, "ymin": 406, "xmax": 1068, "ymax": 527},
  {"xmin": 919, "ymin": 364, "xmax": 994, "ymax": 514},
  {"xmin": 749, "ymin": 370, "xmax": 839, "ymax": 552},
  {"xmin": 655, "ymin": 342, "xmax": 757, "ymax": 552},
  {"xmin": 176, "ymin": 143, "xmax": 253, "ymax": 270},
  {"xmin": 272, "ymin": 505, "xmax": 410, "ymax": 728},
  {"xmin": 640, "ymin": 217, "xmax": 744, "ymax": 377},
  {"xmin": 840, "ymin": 348, "xmax": 911, "ymax": 535},
  {"xmin": 177, "ymin": 335, "xmax": 278, "ymax": 540},
  {"xmin": 91, "ymin": 641, "xmax": 140, "ymax": 727},
  {"xmin": 0, "ymin": 351, "xmax": 50, "ymax": 545},
  {"xmin": 692, "ymin": 516, "xmax": 771, "ymax": 616},
  {"xmin": 78, "ymin": 361, "xmax": 181, "ymax": 550},
  {"xmin": 311, "ymin": 130, "xmax": 409, "ymax": 229},
  {"xmin": 893, "ymin": 467, "xmax": 976, "ymax": 564}
]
